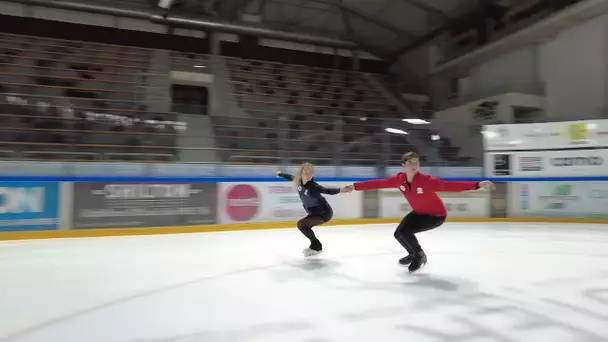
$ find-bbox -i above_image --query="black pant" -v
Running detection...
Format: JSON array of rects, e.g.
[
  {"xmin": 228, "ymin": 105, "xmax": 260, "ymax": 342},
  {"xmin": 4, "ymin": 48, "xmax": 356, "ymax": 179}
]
[
  {"xmin": 394, "ymin": 211, "xmax": 446, "ymax": 254},
  {"xmin": 297, "ymin": 206, "xmax": 333, "ymax": 251}
]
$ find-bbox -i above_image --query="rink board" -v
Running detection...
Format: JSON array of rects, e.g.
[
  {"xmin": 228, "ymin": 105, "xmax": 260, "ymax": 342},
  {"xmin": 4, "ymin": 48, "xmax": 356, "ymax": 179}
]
[
  {"xmin": 1, "ymin": 217, "xmax": 607, "ymax": 241},
  {"xmin": 0, "ymin": 177, "xmax": 607, "ymax": 240}
]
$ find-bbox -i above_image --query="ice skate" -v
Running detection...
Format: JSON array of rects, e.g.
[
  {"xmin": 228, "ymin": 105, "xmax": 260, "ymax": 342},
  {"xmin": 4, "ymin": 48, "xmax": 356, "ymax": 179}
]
[
  {"xmin": 302, "ymin": 239, "xmax": 323, "ymax": 257},
  {"xmin": 398, "ymin": 254, "xmax": 414, "ymax": 266},
  {"xmin": 408, "ymin": 251, "xmax": 427, "ymax": 273},
  {"xmin": 302, "ymin": 247, "xmax": 323, "ymax": 257}
]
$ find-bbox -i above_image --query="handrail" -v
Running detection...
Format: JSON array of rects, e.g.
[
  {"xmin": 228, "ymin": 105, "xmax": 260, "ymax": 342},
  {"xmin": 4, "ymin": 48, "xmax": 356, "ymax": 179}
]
[
  {"xmin": 0, "ymin": 114, "xmax": 419, "ymax": 138},
  {"xmin": 1, "ymin": 45, "xmax": 151, "ymax": 65},
  {"xmin": 22, "ymin": 150, "xmax": 99, "ymax": 157},
  {"xmin": 227, "ymin": 59, "xmax": 372, "ymax": 79},
  {"xmin": 228, "ymin": 69, "xmax": 376, "ymax": 89},
  {"xmin": 2, "ymin": 92, "xmax": 164, "ymax": 106},
  {"xmin": 0, "ymin": 126, "xmax": 179, "ymax": 137},
  {"xmin": 229, "ymin": 80, "xmax": 387, "ymax": 100},
  {"xmin": 229, "ymin": 72, "xmax": 382, "ymax": 93},
  {"xmin": 170, "ymin": 54, "xmax": 210, "ymax": 62},
  {"xmin": 231, "ymin": 90, "xmax": 390, "ymax": 107},
  {"xmin": 0, "ymin": 141, "xmax": 399, "ymax": 157},
  {"xmin": 239, "ymin": 108, "xmax": 410, "ymax": 122},
  {"xmin": 105, "ymin": 152, "xmax": 174, "ymax": 158},
  {"xmin": 0, "ymin": 53, "xmax": 149, "ymax": 71},
  {"xmin": 0, "ymin": 62, "xmax": 160, "ymax": 78},
  {"xmin": 0, "ymin": 97, "xmax": 410, "ymax": 123},
  {"xmin": 212, "ymin": 120, "xmax": 389, "ymax": 131},
  {"xmin": 215, "ymin": 134, "xmax": 405, "ymax": 147},
  {"xmin": 0, "ymin": 32, "xmax": 151, "ymax": 57},
  {"xmin": 224, "ymin": 56, "xmax": 385, "ymax": 76},
  {"xmin": 0, "ymin": 71, "xmax": 143, "ymax": 86},
  {"xmin": 3, "ymin": 82, "xmax": 145, "ymax": 95},
  {"xmin": 239, "ymin": 99, "xmax": 396, "ymax": 114},
  {"xmin": 0, "ymin": 110, "xmax": 413, "ymax": 130}
]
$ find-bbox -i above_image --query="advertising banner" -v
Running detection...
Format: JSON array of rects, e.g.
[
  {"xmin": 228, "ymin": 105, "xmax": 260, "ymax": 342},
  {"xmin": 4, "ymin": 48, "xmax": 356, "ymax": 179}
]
[
  {"xmin": 509, "ymin": 181, "xmax": 608, "ymax": 219},
  {"xmin": 485, "ymin": 149, "xmax": 608, "ymax": 178},
  {"xmin": 483, "ymin": 120, "xmax": 608, "ymax": 151},
  {"xmin": 0, "ymin": 181, "xmax": 60, "ymax": 231},
  {"xmin": 378, "ymin": 189, "xmax": 490, "ymax": 219},
  {"xmin": 72, "ymin": 183, "xmax": 217, "ymax": 229},
  {"xmin": 217, "ymin": 182, "xmax": 361, "ymax": 224}
]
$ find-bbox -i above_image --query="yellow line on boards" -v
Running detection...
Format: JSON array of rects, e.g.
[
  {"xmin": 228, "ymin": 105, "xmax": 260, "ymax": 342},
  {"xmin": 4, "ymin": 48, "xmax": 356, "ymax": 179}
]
[{"xmin": 0, "ymin": 218, "xmax": 607, "ymax": 241}]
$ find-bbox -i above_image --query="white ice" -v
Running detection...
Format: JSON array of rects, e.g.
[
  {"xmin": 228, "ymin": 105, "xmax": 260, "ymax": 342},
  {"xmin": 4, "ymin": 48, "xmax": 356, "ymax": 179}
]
[{"xmin": 1, "ymin": 223, "xmax": 608, "ymax": 342}]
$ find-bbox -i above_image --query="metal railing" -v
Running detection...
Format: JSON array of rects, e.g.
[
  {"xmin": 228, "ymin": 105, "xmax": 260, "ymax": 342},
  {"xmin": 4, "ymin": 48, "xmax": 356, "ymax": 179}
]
[{"xmin": 438, "ymin": 81, "xmax": 545, "ymax": 110}]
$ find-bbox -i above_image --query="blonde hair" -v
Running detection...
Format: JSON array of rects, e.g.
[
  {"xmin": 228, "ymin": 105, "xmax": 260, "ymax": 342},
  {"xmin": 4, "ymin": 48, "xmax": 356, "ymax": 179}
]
[{"xmin": 293, "ymin": 162, "xmax": 314, "ymax": 186}]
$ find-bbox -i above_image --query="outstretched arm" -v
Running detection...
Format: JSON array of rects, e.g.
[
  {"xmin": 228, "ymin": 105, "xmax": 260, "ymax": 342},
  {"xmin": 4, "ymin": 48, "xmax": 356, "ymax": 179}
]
[
  {"xmin": 313, "ymin": 182, "xmax": 341, "ymax": 195},
  {"xmin": 276, "ymin": 171, "xmax": 294, "ymax": 181},
  {"xmin": 352, "ymin": 175, "xmax": 402, "ymax": 191},
  {"xmin": 428, "ymin": 176, "xmax": 485, "ymax": 192}
]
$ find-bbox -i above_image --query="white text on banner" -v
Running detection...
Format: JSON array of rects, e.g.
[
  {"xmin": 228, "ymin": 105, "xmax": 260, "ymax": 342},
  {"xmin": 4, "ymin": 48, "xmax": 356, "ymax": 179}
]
[{"xmin": 485, "ymin": 149, "xmax": 608, "ymax": 178}]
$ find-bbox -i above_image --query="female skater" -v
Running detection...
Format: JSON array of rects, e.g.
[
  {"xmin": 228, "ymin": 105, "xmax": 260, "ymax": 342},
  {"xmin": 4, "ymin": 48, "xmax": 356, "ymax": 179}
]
[
  {"xmin": 343, "ymin": 152, "xmax": 494, "ymax": 272},
  {"xmin": 277, "ymin": 163, "xmax": 342, "ymax": 256}
]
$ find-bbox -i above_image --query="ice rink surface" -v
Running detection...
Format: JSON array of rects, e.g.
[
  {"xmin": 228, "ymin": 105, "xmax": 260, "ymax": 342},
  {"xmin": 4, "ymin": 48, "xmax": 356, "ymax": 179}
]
[{"xmin": 2, "ymin": 222, "xmax": 608, "ymax": 342}]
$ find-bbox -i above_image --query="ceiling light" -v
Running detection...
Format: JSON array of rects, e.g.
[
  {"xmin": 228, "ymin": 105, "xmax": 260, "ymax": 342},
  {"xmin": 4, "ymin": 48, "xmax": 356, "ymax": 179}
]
[
  {"xmin": 402, "ymin": 119, "xmax": 430, "ymax": 124},
  {"xmin": 385, "ymin": 128, "xmax": 408, "ymax": 135}
]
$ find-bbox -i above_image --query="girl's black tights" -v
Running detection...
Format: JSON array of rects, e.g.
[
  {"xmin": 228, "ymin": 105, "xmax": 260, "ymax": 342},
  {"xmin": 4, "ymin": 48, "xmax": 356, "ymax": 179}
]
[{"xmin": 296, "ymin": 209, "xmax": 333, "ymax": 251}]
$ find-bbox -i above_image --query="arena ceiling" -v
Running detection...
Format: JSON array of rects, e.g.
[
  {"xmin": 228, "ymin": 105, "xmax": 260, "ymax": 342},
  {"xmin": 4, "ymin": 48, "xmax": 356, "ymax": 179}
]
[{"xmin": 63, "ymin": 0, "xmax": 497, "ymax": 61}]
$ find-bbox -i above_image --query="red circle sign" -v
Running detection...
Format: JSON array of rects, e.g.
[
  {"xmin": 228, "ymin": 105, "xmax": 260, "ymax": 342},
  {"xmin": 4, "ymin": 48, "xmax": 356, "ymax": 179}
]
[{"xmin": 225, "ymin": 184, "xmax": 260, "ymax": 222}]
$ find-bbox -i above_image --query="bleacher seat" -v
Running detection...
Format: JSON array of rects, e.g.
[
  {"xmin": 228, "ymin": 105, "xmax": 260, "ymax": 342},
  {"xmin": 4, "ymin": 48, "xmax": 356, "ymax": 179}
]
[
  {"xmin": 222, "ymin": 56, "xmax": 412, "ymax": 165},
  {"xmin": 0, "ymin": 32, "xmax": 179, "ymax": 161}
]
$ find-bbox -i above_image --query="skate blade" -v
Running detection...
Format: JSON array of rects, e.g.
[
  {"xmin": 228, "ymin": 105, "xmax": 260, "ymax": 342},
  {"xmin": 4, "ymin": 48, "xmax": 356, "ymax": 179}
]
[
  {"xmin": 302, "ymin": 249, "xmax": 323, "ymax": 257},
  {"xmin": 408, "ymin": 262, "xmax": 427, "ymax": 273}
]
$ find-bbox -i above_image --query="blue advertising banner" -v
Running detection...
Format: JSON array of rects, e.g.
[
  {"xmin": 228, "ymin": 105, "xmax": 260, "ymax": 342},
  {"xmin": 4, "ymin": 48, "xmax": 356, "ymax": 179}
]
[{"xmin": 0, "ymin": 182, "xmax": 60, "ymax": 231}]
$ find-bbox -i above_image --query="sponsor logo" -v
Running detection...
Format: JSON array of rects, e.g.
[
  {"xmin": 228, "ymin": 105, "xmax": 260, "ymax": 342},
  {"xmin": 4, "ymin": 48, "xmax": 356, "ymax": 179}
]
[
  {"xmin": 0, "ymin": 187, "xmax": 45, "ymax": 214},
  {"xmin": 567, "ymin": 123, "xmax": 589, "ymax": 144},
  {"xmin": 416, "ymin": 187, "xmax": 423, "ymax": 194},
  {"xmin": 540, "ymin": 184, "xmax": 577, "ymax": 210},
  {"xmin": 550, "ymin": 157, "xmax": 603, "ymax": 167},
  {"xmin": 519, "ymin": 156, "xmax": 543, "ymax": 172},
  {"xmin": 493, "ymin": 154, "xmax": 511, "ymax": 176},
  {"xmin": 97, "ymin": 184, "xmax": 197, "ymax": 199},
  {"xmin": 225, "ymin": 184, "xmax": 260, "ymax": 222}
]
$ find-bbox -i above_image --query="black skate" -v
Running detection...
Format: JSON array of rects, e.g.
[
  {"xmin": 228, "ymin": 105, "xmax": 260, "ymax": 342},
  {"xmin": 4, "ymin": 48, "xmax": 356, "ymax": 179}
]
[
  {"xmin": 398, "ymin": 254, "xmax": 414, "ymax": 266},
  {"xmin": 408, "ymin": 251, "xmax": 427, "ymax": 273}
]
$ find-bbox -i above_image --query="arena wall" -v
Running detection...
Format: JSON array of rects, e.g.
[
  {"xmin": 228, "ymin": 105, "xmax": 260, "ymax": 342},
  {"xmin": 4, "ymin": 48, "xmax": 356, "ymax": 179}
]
[{"xmin": 0, "ymin": 176, "xmax": 605, "ymax": 241}]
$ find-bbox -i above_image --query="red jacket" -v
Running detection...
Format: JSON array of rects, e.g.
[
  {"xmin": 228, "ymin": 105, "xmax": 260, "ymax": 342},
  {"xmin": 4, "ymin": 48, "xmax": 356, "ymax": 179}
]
[{"xmin": 354, "ymin": 172, "xmax": 479, "ymax": 216}]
